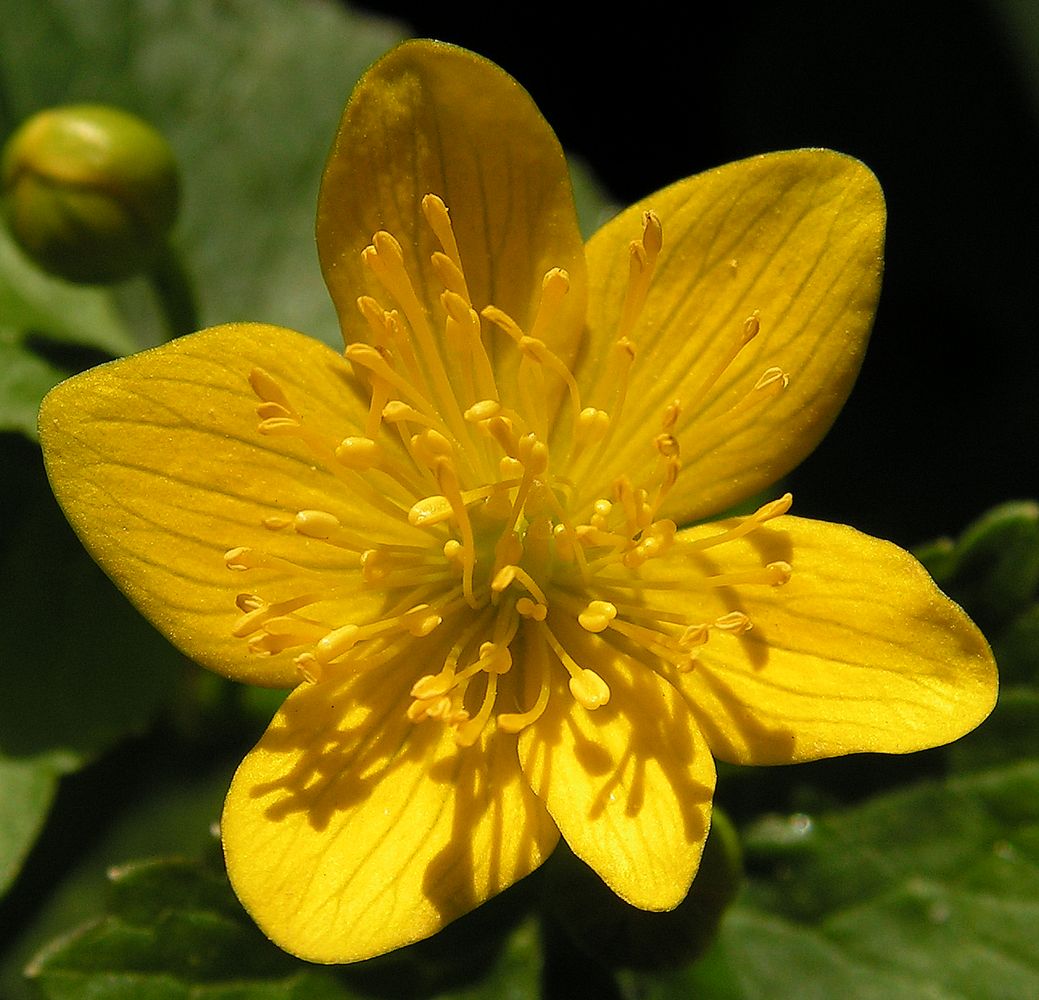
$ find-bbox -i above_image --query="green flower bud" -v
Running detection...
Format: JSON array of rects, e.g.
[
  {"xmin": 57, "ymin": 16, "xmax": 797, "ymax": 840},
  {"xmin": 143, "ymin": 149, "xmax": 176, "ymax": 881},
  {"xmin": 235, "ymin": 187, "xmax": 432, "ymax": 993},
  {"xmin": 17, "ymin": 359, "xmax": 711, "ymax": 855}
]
[{"xmin": 2, "ymin": 105, "xmax": 180, "ymax": 283}]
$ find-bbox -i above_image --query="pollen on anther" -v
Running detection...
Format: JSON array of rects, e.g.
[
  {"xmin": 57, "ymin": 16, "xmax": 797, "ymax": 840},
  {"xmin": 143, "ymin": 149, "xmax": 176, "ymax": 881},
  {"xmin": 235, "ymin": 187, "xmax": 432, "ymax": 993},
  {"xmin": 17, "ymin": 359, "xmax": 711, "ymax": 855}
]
[
  {"xmin": 569, "ymin": 668, "xmax": 611, "ymax": 709},
  {"xmin": 578, "ymin": 600, "xmax": 617, "ymax": 633},
  {"xmin": 336, "ymin": 436, "xmax": 382, "ymax": 469}
]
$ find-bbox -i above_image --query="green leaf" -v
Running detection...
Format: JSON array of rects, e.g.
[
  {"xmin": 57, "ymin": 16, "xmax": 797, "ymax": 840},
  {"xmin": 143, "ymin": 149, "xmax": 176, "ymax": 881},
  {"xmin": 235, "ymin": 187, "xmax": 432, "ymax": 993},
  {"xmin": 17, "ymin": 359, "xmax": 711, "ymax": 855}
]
[
  {"xmin": 0, "ymin": 756, "xmax": 58, "ymax": 899},
  {"xmin": 569, "ymin": 156, "xmax": 619, "ymax": 240},
  {"xmin": 0, "ymin": 227, "xmax": 135, "ymax": 355},
  {"xmin": 26, "ymin": 859, "xmax": 354, "ymax": 1000},
  {"xmin": 26, "ymin": 856, "xmax": 541, "ymax": 1000},
  {"xmin": 917, "ymin": 501, "xmax": 1039, "ymax": 648},
  {"xmin": 702, "ymin": 762, "xmax": 1039, "ymax": 999},
  {"xmin": 0, "ymin": 459, "xmax": 185, "ymax": 774},
  {"xmin": 0, "ymin": 0, "xmax": 406, "ymax": 349},
  {"xmin": 0, "ymin": 226, "xmax": 136, "ymax": 438},
  {"xmin": 0, "ymin": 329, "xmax": 65, "ymax": 438}
]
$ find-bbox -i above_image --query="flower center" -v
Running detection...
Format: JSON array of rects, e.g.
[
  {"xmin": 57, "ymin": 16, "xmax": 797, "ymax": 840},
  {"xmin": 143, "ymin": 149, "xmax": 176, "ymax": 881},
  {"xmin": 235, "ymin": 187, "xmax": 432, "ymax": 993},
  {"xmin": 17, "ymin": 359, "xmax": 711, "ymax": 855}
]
[{"xmin": 226, "ymin": 196, "xmax": 792, "ymax": 746}]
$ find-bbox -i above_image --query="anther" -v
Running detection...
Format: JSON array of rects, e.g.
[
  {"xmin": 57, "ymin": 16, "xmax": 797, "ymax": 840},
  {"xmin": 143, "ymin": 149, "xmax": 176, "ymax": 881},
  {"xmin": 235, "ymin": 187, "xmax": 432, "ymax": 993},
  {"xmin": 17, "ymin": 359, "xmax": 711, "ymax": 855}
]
[
  {"xmin": 741, "ymin": 311, "xmax": 761, "ymax": 344},
  {"xmin": 409, "ymin": 495, "xmax": 453, "ymax": 527},
  {"xmin": 687, "ymin": 313, "xmax": 763, "ymax": 412},
  {"xmin": 655, "ymin": 433, "xmax": 680, "ymax": 458},
  {"xmin": 464, "ymin": 399, "xmax": 501, "ymax": 422},
  {"xmin": 754, "ymin": 367, "xmax": 789, "ymax": 392},
  {"xmin": 224, "ymin": 547, "xmax": 255, "ymax": 571},
  {"xmin": 433, "ymin": 256, "xmax": 469, "ymax": 300},
  {"xmin": 575, "ymin": 407, "xmax": 610, "ymax": 446},
  {"xmin": 293, "ymin": 509, "xmax": 340, "ymax": 539},
  {"xmin": 529, "ymin": 267, "xmax": 571, "ymax": 343},
  {"xmin": 569, "ymin": 668, "xmax": 611, "ymax": 709},
  {"xmin": 294, "ymin": 652, "xmax": 322, "ymax": 684},
  {"xmin": 578, "ymin": 600, "xmax": 618, "ymax": 633},
  {"xmin": 516, "ymin": 597, "xmax": 547, "ymax": 621},
  {"xmin": 315, "ymin": 624, "xmax": 361, "ymax": 663},
  {"xmin": 335, "ymin": 436, "xmax": 382, "ymax": 469},
  {"xmin": 714, "ymin": 611, "xmax": 753, "ymax": 633},
  {"xmin": 422, "ymin": 194, "xmax": 465, "ymax": 278},
  {"xmin": 249, "ymin": 368, "xmax": 294, "ymax": 410},
  {"xmin": 617, "ymin": 212, "xmax": 662, "ymax": 341}
]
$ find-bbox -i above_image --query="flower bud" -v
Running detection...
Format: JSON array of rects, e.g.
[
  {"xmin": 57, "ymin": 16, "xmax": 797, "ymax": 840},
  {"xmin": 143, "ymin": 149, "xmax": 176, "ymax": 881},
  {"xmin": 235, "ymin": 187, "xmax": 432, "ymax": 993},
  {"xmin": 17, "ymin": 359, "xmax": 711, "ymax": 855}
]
[{"xmin": 2, "ymin": 105, "xmax": 180, "ymax": 283}]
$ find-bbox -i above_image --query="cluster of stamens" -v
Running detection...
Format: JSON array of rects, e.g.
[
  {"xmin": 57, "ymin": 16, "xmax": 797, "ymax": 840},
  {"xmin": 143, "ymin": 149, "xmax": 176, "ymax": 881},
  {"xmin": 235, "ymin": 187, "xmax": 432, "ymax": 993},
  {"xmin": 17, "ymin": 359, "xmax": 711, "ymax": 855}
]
[{"xmin": 226, "ymin": 195, "xmax": 793, "ymax": 747}]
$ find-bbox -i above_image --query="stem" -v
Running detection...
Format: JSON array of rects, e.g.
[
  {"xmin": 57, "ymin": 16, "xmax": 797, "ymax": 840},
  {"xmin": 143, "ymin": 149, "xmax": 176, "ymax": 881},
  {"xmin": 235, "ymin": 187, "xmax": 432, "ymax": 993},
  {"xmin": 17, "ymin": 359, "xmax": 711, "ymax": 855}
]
[{"xmin": 148, "ymin": 241, "xmax": 200, "ymax": 340}]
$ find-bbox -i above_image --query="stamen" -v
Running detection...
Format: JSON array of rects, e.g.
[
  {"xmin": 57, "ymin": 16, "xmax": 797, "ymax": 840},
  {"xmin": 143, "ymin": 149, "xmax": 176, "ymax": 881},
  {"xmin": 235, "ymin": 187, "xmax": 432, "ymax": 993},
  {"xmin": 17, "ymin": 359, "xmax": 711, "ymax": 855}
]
[
  {"xmin": 362, "ymin": 232, "xmax": 472, "ymax": 450},
  {"xmin": 714, "ymin": 611, "xmax": 753, "ymax": 633},
  {"xmin": 498, "ymin": 630, "xmax": 552, "ymax": 732},
  {"xmin": 705, "ymin": 561, "xmax": 792, "ymax": 588},
  {"xmin": 680, "ymin": 493, "xmax": 793, "ymax": 552},
  {"xmin": 335, "ymin": 436, "xmax": 383, "ymax": 470},
  {"xmin": 422, "ymin": 194, "xmax": 467, "ymax": 298},
  {"xmin": 686, "ymin": 311, "xmax": 761, "ymax": 413},
  {"xmin": 616, "ymin": 211, "xmax": 662, "ymax": 341},
  {"xmin": 231, "ymin": 195, "xmax": 801, "ymax": 751},
  {"xmin": 529, "ymin": 267, "xmax": 571, "ymax": 343},
  {"xmin": 541, "ymin": 623, "xmax": 611, "ymax": 709},
  {"xmin": 492, "ymin": 564, "xmax": 548, "ymax": 607},
  {"xmin": 231, "ymin": 593, "xmax": 320, "ymax": 638}
]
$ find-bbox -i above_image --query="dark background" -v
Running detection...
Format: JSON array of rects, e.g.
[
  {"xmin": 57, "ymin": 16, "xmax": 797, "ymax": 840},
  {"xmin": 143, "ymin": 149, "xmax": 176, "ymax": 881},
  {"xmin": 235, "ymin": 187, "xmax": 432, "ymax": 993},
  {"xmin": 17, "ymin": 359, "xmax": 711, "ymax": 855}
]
[{"xmin": 356, "ymin": 0, "xmax": 1038, "ymax": 547}]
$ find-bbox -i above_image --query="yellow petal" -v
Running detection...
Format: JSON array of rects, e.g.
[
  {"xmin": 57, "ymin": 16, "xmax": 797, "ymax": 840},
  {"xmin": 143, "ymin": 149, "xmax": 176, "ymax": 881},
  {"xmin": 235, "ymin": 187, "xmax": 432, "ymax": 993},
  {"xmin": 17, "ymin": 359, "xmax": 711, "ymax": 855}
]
[
  {"xmin": 575, "ymin": 150, "xmax": 884, "ymax": 522},
  {"xmin": 318, "ymin": 40, "xmax": 586, "ymax": 372},
  {"xmin": 222, "ymin": 648, "xmax": 558, "ymax": 963},
  {"xmin": 39, "ymin": 323, "xmax": 406, "ymax": 687},
  {"xmin": 646, "ymin": 515, "xmax": 996, "ymax": 763},
  {"xmin": 518, "ymin": 622, "xmax": 715, "ymax": 910}
]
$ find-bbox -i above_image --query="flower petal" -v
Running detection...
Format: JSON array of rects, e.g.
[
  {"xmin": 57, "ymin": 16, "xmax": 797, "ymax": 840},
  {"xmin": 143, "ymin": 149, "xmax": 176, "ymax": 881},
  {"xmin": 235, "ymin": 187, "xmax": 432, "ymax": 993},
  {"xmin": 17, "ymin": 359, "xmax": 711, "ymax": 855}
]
[
  {"xmin": 222, "ymin": 649, "xmax": 558, "ymax": 963},
  {"xmin": 517, "ymin": 623, "xmax": 715, "ymax": 910},
  {"xmin": 318, "ymin": 40, "xmax": 586, "ymax": 370},
  {"xmin": 575, "ymin": 151, "xmax": 884, "ymax": 522},
  {"xmin": 645, "ymin": 515, "xmax": 997, "ymax": 763},
  {"xmin": 38, "ymin": 324, "xmax": 408, "ymax": 687}
]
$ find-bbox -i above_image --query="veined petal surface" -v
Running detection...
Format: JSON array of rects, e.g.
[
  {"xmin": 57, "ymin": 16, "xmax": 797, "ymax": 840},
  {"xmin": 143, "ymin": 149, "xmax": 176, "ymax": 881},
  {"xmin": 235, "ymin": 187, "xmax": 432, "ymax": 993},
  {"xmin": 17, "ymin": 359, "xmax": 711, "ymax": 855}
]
[
  {"xmin": 223, "ymin": 646, "xmax": 558, "ymax": 963},
  {"xmin": 38, "ymin": 324, "xmax": 404, "ymax": 687},
  {"xmin": 518, "ymin": 624, "xmax": 715, "ymax": 910},
  {"xmin": 575, "ymin": 151, "xmax": 884, "ymax": 523},
  {"xmin": 641, "ymin": 516, "xmax": 996, "ymax": 763},
  {"xmin": 318, "ymin": 40, "xmax": 586, "ymax": 374}
]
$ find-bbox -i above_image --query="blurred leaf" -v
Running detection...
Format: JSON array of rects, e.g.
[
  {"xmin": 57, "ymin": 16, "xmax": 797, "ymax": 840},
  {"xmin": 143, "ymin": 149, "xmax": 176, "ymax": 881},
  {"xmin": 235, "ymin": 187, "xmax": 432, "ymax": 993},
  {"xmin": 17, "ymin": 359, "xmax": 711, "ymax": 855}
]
[
  {"xmin": 916, "ymin": 501, "xmax": 1039, "ymax": 645},
  {"xmin": 0, "ymin": 465, "xmax": 185, "ymax": 774},
  {"xmin": 0, "ymin": 228, "xmax": 134, "ymax": 355},
  {"xmin": 26, "ymin": 858, "xmax": 354, "ymax": 1000},
  {"xmin": 917, "ymin": 502, "xmax": 1039, "ymax": 690},
  {"xmin": 0, "ymin": 0, "xmax": 406, "ymax": 349},
  {"xmin": 544, "ymin": 811, "xmax": 741, "ymax": 973},
  {"xmin": 568, "ymin": 156, "xmax": 619, "ymax": 239},
  {"xmin": 694, "ymin": 762, "xmax": 1039, "ymax": 999},
  {"xmin": 0, "ymin": 757, "xmax": 57, "ymax": 899},
  {"xmin": 26, "ymin": 855, "xmax": 541, "ymax": 1000},
  {"xmin": 0, "ymin": 224, "xmax": 135, "ymax": 439},
  {"xmin": 0, "ymin": 330, "xmax": 65, "ymax": 438},
  {"xmin": 0, "ymin": 742, "xmax": 237, "ymax": 1000}
]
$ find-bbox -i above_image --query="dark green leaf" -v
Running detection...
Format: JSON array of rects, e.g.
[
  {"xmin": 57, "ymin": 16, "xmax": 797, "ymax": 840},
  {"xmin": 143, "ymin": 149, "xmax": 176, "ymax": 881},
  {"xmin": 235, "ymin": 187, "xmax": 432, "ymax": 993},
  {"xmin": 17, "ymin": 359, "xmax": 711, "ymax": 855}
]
[
  {"xmin": 26, "ymin": 859, "xmax": 353, "ymax": 1000},
  {"xmin": 708, "ymin": 763, "xmax": 1039, "ymax": 999},
  {"xmin": 0, "ymin": 0, "xmax": 406, "ymax": 349},
  {"xmin": 0, "ymin": 463, "xmax": 185, "ymax": 773},
  {"xmin": 26, "ymin": 856, "xmax": 541, "ymax": 1000},
  {"xmin": 0, "ymin": 756, "xmax": 57, "ymax": 899},
  {"xmin": 0, "ymin": 228, "xmax": 134, "ymax": 356},
  {"xmin": 0, "ymin": 329, "xmax": 64, "ymax": 438}
]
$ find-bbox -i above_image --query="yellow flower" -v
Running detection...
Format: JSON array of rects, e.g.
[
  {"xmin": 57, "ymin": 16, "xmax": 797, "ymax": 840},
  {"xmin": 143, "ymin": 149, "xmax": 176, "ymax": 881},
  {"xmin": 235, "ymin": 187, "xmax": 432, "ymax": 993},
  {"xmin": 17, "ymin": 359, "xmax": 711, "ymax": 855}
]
[{"xmin": 39, "ymin": 41, "xmax": 996, "ymax": 963}]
